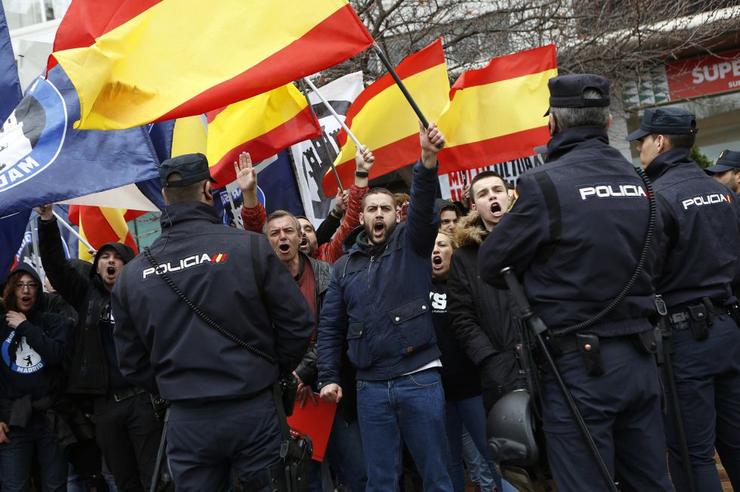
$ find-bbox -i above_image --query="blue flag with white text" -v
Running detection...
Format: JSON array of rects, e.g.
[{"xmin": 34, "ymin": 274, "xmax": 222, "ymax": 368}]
[
  {"xmin": 0, "ymin": 2, "xmax": 28, "ymax": 283},
  {"xmin": 0, "ymin": 65, "xmax": 160, "ymax": 217}
]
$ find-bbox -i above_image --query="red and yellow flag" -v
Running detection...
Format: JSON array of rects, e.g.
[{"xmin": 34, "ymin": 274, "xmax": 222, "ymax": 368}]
[
  {"xmin": 68, "ymin": 206, "xmax": 142, "ymax": 262},
  {"xmin": 324, "ymin": 39, "xmax": 450, "ymax": 196},
  {"xmin": 437, "ymin": 45, "xmax": 557, "ymax": 174},
  {"xmin": 206, "ymin": 84, "xmax": 322, "ymax": 187},
  {"xmin": 50, "ymin": 0, "xmax": 374, "ymax": 130}
]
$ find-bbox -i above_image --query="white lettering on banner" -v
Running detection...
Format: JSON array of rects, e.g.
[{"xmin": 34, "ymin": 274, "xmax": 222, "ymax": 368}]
[
  {"xmin": 691, "ymin": 59, "xmax": 740, "ymax": 84},
  {"xmin": 142, "ymin": 252, "xmax": 228, "ymax": 279},
  {"xmin": 579, "ymin": 184, "xmax": 647, "ymax": 200},
  {"xmin": 681, "ymin": 193, "xmax": 733, "ymax": 210},
  {"xmin": 441, "ymin": 155, "xmax": 545, "ymax": 202}
]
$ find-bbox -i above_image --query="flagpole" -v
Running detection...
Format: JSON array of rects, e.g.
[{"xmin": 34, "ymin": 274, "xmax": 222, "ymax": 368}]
[
  {"xmin": 302, "ymin": 77, "xmax": 348, "ymax": 193},
  {"xmin": 303, "ymin": 77, "xmax": 363, "ymax": 150},
  {"xmin": 372, "ymin": 43, "xmax": 429, "ymax": 129},
  {"xmin": 52, "ymin": 210, "xmax": 95, "ymax": 252}
]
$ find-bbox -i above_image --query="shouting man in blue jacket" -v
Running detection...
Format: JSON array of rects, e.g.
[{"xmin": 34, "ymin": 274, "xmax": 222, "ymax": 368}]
[{"xmin": 318, "ymin": 124, "xmax": 452, "ymax": 491}]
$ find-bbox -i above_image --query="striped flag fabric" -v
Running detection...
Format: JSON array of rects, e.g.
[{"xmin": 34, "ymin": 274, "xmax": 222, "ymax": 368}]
[
  {"xmin": 206, "ymin": 84, "xmax": 322, "ymax": 187},
  {"xmin": 68, "ymin": 206, "xmax": 142, "ymax": 261},
  {"xmin": 437, "ymin": 45, "xmax": 558, "ymax": 174},
  {"xmin": 50, "ymin": 0, "xmax": 374, "ymax": 130},
  {"xmin": 324, "ymin": 39, "xmax": 450, "ymax": 196}
]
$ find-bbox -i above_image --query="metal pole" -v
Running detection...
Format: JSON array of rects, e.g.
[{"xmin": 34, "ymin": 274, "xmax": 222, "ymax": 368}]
[
  {"xmin": 52, "ymin": 210, "xmax": 95, "ymax": 252},
  {"xmin": 372, "ymin": 43, "xmax": 429, "ymax": 129},
  {"xmin": 303, "ymin": 77, "xmax": 363, "ymax": 150},
  {"xmin": 149, "ymin": 409, "xmax": 169, "ymax": 492},
  {"xmin": 303, "ymin": 77, "xmax": 354, "ymax": 193}
]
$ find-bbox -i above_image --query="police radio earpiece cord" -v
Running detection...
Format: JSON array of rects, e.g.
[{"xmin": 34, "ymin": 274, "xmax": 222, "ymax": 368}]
[{"xmin": 552, "ymin": 166, "xmax": 656, "ymax": 337}]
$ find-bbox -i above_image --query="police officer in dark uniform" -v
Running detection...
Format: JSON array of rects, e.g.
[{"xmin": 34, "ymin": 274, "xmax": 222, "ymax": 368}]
[
  {"xmin": 111, "ymin": 154, "xmax": 314, "ymax": 492},
  {"xmin": 629, "ymin": 110, "xmax": 740, "ymax": 492},
  {"xmin": 705, "ymin": 149, "xmax": 740, "ymax": 194},
  {"xmin": 478, "ymin": 74, "xmax": 673, "ymax": 491}
]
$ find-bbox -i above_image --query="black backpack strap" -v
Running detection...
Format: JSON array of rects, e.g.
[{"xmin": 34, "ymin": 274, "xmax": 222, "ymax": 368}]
[{"xmin": 142, "ymin": 247, "xmax": 275, "ymax": 365}]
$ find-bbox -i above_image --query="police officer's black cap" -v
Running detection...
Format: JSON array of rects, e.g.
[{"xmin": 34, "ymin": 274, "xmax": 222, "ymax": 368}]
[
  {"xmin": 626, "ymin": 107, "xmax": 698, "ymax": 142},
  {"xmin": 159, "ymin": 153, "xmax": 215, "ymax": 188},
  {"xmin": 544, "ymin": 74, "xmax": 610, "ymax": 116},
  {"xmin": 705, "ymin": 149, "xmax": 740, "ymax": 174}
]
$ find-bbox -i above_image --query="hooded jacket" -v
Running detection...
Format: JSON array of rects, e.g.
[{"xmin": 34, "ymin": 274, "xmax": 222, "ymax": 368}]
[
  {"xmin": 38, "ymin": 218, "xmax": 135, "ymax": 395},
  {"xmin": 112, "ymin": 202, "xmax": 313, "ymax": 401},
  {"xmin": 447, "ymin": 211, "xmax": 523, "ymax": 408},
  {"xmin": 0, "ymin": 265, "xmax": 72, "ymax": 409},
  {"xmin": 317, "ymin": 162, "xmax": 440, "ymax": 384}
]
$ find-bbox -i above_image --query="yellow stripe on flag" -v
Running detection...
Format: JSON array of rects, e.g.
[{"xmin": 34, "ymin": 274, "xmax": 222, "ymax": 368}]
[
  {"xmin": 206, "ymin": 84, "xmax": 308, "ymax": 168},
  {"xmin": 77, "ymin": 220, "xmax": 92, "ymax": 262},
  {"xmin": 333, "ymin": 63, "xmax": 449, "ymax": 167},
  {"xmin": 53, "ymin": 0, "xmax": 351, "ymax": 129},
  {"xmin": 99, "ymin": 207, "xmax": 131, "ymax": 242},
  {"xmin": 172, "ymin": 115, "xmax": 208, "ymax": 157},
  {"xmin": 439, "ymin": 69, "xmax": 558, "ymax": 147}
]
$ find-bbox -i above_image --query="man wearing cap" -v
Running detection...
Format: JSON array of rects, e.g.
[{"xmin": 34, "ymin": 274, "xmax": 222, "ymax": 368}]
[
  {"xmin": 629, "ymin": 109, "xmax": 740, "ymax": 491},
  {"xmin": 36, "ymin": 205, "xmax": 163, "ymax": 491},
  {"xmin": 111, "ymin": 153, "xmax": 313, "ymax": 491},
  {"xmin": 706, "ymin": 149, "xmax": 740, "ymax": 194},
  {"xmin": 478, "ymin": 74, "xmax": 673, "ymax": 491}
]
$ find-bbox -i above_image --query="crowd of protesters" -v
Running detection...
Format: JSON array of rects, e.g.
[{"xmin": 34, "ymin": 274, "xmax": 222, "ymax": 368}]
[{"xmin": 1, "ymin": 75, "xmax": 739, "ymax": 492}]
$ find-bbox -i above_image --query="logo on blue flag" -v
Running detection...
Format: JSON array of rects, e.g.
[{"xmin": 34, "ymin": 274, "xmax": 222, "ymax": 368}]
[
  {"xmin": 0, "ymin": 66, "xmax": 160, "ymax": 217},
  {"xmin": 0, "ymin": 77, "xmax": 67, "ymax": 191}
]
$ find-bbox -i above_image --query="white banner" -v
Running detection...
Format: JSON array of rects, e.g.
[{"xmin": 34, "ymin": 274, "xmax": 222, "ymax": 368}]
[
  {"xmin": 290, "ymin": 71, "xmax": 364, "ymax": 226},
  {"xmin": 439, "ymin": 154, "xmax": 546, "ymax": 202}
]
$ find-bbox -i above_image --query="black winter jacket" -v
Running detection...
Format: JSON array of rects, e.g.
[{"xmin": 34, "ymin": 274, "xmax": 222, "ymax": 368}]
[
  {"xmin": 38, "ymin": 219, "xmax": 131, "ymax": 395},
  {"xmin": 448, "ymin": 212, "xmax": 524, "ymax": 408},
  {"xmin": 112, "ymin": 202, "xmax": 313, "ymax": 402},
  {"xmin": 0, "ymin": 265, "xmax": 71, "ymax": 407},
  {"xmin": 479, "ymin": 127, "xmax": 661, "ymax": 337},
  {"xmin": 647, "ymin": 149, "xmax": 740, "ymax": 308}
]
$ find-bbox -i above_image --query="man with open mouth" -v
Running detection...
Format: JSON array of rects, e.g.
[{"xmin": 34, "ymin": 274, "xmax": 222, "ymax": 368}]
[
  {"xmin": 235, "ymin": 146, "xmax": 375, "ymax": 264},
  {"xmin": 36, "ymin": 204, "xmax": 163, "ymax": 492},
  {"xmin": 318, "ymin": 124, "xmax": 453, "ymax": 491}
]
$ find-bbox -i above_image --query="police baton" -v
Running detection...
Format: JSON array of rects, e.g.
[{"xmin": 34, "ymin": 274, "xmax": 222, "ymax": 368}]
[
  {"xmin": 149, "ymin": 408, "xmax": 170, "ymax": 492},
  {"xmin": 656, "ymin": 297, "xmax": 696, "ymax": 492},
  {"xmin": 501, "ymin": 267, "xmax": 619, "ymax": 492}
]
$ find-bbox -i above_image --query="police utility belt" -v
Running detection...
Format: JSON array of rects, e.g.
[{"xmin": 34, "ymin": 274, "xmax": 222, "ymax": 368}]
[{"xmin": 667, "ymin": 297, "xmax": 739, "ymax": 341}]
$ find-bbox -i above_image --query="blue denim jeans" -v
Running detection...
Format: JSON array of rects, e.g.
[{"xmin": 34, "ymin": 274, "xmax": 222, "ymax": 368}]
[
  {"xmin": 356, "ymin": 368, "xmax": 453, "ymax": 492},
  {"xmin": 0, "ymin": 414, "xmax": 67, "ymax": 492}
]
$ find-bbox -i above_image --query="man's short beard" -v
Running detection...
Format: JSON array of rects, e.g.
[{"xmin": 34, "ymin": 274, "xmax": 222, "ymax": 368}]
[{"xmin": 365, "ymin": 221, "xmax": 397, "ymax": 245}]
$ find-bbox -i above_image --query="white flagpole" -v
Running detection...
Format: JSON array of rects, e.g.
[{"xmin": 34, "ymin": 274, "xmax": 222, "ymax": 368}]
[{"xmin": 52, "ymin": 210, "xmax": 95, "ymax": 252}]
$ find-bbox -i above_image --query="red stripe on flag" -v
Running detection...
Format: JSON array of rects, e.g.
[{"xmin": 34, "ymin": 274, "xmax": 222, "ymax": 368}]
[
  {"xmin": 209, "ymin": 106, "xmax": 322, "ymax": 187},
  {"xmin": 157, "ymin": 5, "xmax": 373, "ymax": 122},
  {"xmin": 450, "ymin": 45, "xmax": 557, "ymax": 96},
  {"xmin": 49, "ymin": 0, "xmax": 162, "ymax": 71},
  {"xmin": 437, "ymin": 126, "xmax": 550, "ymax": 175},
  {"xmin": 81, "ymin": 207, "xmax": 121, "ymax": 249},
  {"xmin": 324, "ymin": 133, "xmax": 420, "ymax": 196},
  {"xmin": 335, "ymin": 39, "xmax": 445, "ymax": 148}
]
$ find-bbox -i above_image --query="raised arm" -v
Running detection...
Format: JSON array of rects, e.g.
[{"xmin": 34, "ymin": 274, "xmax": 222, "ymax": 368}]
[
  {"xmin": 319, "ymin": 147, "xmax": 373, "ymax": 263},
  {"xmin": 406, "ymin": 124, "xmax": 445, "ymax": 258},
  {"xmin": 36, "ymin": 205, "xmax": 89, "ymax": 308},
  {"xmin": 235, "ymin": 152, "xmax": 267, "ymax": 233}
]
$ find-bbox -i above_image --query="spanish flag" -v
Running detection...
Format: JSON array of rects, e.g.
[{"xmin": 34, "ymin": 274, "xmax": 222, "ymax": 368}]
[
  {"xmin": 437, "ymin": 45, "xmax": 557, "ymax": 174},
  {"xmin": 324, "ymin": 39, "xmax": 450, "ymax": 196},
  {"xmin": 69, "ymin": 206, "xmax": 141, "ymax": 262},
  {"xmin": 206, "ymin": 84, "xmax": 322, "ymax": 187},
  {"xmin": 50, "ymin": 0, "xmax": 374, "ymax": 130}
]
